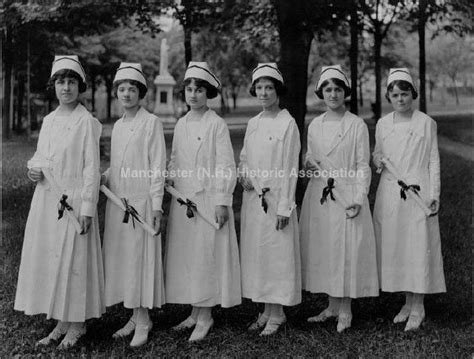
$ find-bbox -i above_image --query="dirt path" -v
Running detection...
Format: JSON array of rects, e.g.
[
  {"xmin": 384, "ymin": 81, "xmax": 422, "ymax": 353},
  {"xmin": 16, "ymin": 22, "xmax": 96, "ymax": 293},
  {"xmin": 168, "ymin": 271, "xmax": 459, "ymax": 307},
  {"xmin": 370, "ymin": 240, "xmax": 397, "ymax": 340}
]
[{"xmin": 438, "ymin": 135, "xmax": 473, "ymax": 162}]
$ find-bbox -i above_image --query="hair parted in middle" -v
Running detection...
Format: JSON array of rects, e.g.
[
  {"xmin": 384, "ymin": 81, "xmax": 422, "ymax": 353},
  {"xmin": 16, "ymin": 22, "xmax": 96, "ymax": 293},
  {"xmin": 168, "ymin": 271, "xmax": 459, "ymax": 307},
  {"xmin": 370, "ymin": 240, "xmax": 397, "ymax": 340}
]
[
  {"xmin": 183, "ymin": 77, "xmax": 219, "ymax": 99},
  {"xmin": 315, "ymin": 78, "xmax": 351, "ymax": 99},
  {"xmin": 249, "ymin": 76, "xmax": 287, "ymax": 97},
  {"xmin": 112, "ymin": 79, "xmax": 148, "ymax": 99},
  {"xmin": 385, "ymin": 79, "xmax": 418, "ymax": 102},
  {"xmin": 47, "ymin": 68, "xmax": 87, "ymax": 94}
]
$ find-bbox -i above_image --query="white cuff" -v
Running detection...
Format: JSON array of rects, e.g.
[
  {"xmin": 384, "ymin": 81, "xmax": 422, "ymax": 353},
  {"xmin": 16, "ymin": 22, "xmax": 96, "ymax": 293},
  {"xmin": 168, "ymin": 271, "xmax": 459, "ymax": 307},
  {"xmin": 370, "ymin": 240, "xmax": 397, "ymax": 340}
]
[{"xmin": 80, "ymin": 201, "xmax": 96, "ymax": 217}]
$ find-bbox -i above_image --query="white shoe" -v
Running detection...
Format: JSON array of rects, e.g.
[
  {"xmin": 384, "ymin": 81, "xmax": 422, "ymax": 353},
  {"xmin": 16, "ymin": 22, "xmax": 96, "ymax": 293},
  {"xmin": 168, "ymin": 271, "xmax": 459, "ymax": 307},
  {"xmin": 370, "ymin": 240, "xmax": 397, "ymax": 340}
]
[
  {"xmin": 248, "ymin": 313, "xmax": 270, "ymax": 331},
  {"xmin": 172, "ymin": 316, "xmax": 197, "ymax": 331},
  {"xmin": 112, "ymin": 319, "xmax": 136, "ymax": 338},
  {"xmin": 188, "ymin": 318, "xmax": 214, "ymax": 342},
  {"xmin": 404, "ymin": 310, "xmax": 425, "ymax": 331},
  {"xmin": 57, "ymin": 324, "xmax": 86, "ymax": 350},
  {"xmin": 394, "ymin": 305, "xmax": 411, "ymax": 323},
  {"xmin": 130, "ymin": 320, "xmax": 153, "ymax": 347},
  {"xmin": 259, "ymin": 315, "xmax": 286, "ymax": 336},
  {"xmin": 37, "ymin": 322, "xmax": 70, "ymax": 346},
  {"xmin": 336, "ymin": 313, "xmax": 352, "ymax": 333},
  {"xmin": 307, "ymin": 308, "xmax": 337, "ymax": 323}
]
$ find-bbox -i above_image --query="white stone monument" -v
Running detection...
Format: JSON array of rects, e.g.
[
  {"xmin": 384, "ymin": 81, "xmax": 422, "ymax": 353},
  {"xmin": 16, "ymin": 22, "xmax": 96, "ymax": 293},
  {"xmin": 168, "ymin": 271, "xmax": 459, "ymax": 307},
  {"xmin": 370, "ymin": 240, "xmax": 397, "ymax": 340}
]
[{"xmin": 153, "ymin": 38, "xmax": 177, "ymax": 123}]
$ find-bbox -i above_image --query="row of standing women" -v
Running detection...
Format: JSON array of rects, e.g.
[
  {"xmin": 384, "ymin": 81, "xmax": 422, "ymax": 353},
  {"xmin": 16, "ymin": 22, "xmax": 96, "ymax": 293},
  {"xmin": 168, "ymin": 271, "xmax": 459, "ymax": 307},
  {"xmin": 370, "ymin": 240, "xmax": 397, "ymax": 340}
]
[{"xmin": 14, "ymin": 56, "xmax": 446, "ymax": 349}]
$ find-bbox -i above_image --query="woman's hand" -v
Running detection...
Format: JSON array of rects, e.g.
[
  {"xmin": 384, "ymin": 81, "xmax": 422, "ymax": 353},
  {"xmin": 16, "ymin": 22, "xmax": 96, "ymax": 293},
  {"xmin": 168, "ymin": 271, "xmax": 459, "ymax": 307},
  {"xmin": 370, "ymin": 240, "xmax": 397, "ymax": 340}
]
[
  {"xmin": 429, "ymin": 199, "xmax": 439, "ymax": 215},
  {"xmin": 79, "ymin": 215, "xmax": 92, "ymax": 235},
  {"xmin": 239, "ymin": 176, "xmax": 254, "ymax": 191},
  {"xmin": 276, "ymin": 215, "xmax": 289, "ymax": 230},
  {"xmin": 215, "ymin": 205, "xmax": 229, "ymax": 229},
  {"xmin": 374, "ymin": 157, "xmax": 385, "ymax": 174},
  {"xmin": 345, "ymin": 203, "xmax": 361, "ymax": 219},
  {"xmin": 304, "ymin": 158, "xmax": 320, "ymax": 172},
  {"xmin": 28, "ymin": 167, "xmax": 44, "ymax": 182},
  {"xmin": 153, "ymin": 210, "xmax": 163, "ymax": 235}
]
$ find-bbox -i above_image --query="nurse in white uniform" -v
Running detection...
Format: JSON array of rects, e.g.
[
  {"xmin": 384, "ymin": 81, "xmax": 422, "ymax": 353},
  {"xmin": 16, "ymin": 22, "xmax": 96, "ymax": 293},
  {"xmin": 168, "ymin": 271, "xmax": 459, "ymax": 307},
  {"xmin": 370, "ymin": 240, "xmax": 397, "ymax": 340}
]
[
  {"xmin": 373, "ymin": 68, "xmax": 446, "ymax": 331},
  {"xmin": 300, "ymin": 65, "xmax": 379, "ymax": 332},
  {"xmin": 15, "ymin": 55, "xmax": 104, "ymax": 349},
  {"xmin": 239, "ymin": 63, "xmax": 301, "ymax": 336},
  {"xmin": 102, "ymin": 63, "xmax": 166, "ymax": 347},
  {"xmin": 165, "ymin": 62, "xmax": 241, "ymax": 342}
]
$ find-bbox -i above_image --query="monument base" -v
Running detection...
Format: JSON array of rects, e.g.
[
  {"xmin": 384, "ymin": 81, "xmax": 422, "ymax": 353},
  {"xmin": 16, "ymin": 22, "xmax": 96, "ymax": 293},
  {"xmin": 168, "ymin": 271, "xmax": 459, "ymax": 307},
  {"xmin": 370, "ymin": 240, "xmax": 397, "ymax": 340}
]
[{"xmin": 158, "ymin": 115, "xmax": 177, "ymax": 124}]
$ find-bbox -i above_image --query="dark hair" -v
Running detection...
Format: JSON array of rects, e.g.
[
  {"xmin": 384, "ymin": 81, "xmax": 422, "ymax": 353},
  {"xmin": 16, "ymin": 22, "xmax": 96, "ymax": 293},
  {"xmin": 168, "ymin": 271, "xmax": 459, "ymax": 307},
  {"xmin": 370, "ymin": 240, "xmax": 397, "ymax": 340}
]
[
  {"xmin": 113, "ymin": 79, "xmax": 148, "ymax": 99},
  {"xmin": 47, "ymin": 69, "xmax": 87, "ymax": 93},
  {"xmin": 385, "ymin": 80, "xmax": 418, "ymax": 102},
  {"xmin": 182, "ymin": 77, "xmax": 219, "ymax": 99},
  {"xmin": 249, "ymin": 76, "xmax": 287, "ymax": 97},
  {"xmin": 315, "ymin": 78, "xmax": 351, "ymax": 99}
]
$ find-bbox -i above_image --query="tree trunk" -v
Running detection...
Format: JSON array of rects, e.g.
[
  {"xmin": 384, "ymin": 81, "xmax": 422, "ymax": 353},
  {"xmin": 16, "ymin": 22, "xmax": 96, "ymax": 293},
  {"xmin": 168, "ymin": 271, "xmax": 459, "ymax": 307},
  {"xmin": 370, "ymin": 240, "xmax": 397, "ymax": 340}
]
[
  {"xmin": 106, "ymin": 76, "xmax": 113, "ymax": 121},
  {"xmin": 16, "ymin": 77, "xmax": 25, "ymax": 133},
  {"xmin": 220, "ymin": 91, "xmax": 227, "ymax": 116},
  {"xmin": 26, "ymin": 28, "xmax": 32, "ymax": 138},
  {"xmin": 273, "ymin": 0, "xmax": 312, "ymax": 140},
  {"xmin": 359, "ymin": 80, "xmax": 364, "ymax": 107},
  {"xmin": 374, "ymin": 24, "xmax": 382, "ymax": 121},
  {"xmin": 418, "ymin": 0, "xmax": 427, "ymax": 112},
  {"xmin": 272, "ymin": 0, "xmax": 312, "ymax": 205},
  {"xmin": 3, "ymin": 26, "xmax": 13, "ymax": 140},
  {"xmin": 9, "ymin": 69, "xmax": 15, "ymax": 136},
  {"xmin": 184, "ymin": 26, "xmax": 192, "ymax": 66},
  {"xmin": 452, "ymin": 77, "xmax": 460, "ymax": 105},
  {"xmin": 429, "ymin": 80, "xmax": 434, "ymax": 102},
  {"xmin": 232, "ymin": 91, "xmax": 237, "ymax": 110},
  {"xmin": 349, "ymin": 0, "xmax": 358, "ymax": 114},
  {"xmin": 91, "ymin": 74, "xmax": 96, "ymax": 113}
]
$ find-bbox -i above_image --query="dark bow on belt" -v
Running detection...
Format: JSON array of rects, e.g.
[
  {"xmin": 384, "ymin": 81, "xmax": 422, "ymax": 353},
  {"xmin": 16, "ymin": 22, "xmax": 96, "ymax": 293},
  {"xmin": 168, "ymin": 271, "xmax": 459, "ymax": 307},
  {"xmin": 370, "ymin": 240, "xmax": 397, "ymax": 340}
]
[
  {"xmin": 320, "ymin": 177, "xmax": 336, "ymax": 205},
  {"xmin": 177, "ymin": 198, "xmax": 197, "ymax": 218},
  {"xmin": 259, "ymin": 187, "xmax": 270, "ymax": 213},
  {"xmin": 397, "ymin": 180, "xmax": 421, "ymax": 200},
  {"xmin": 58, "ymin": 194, "xmax": 73, "ymax": 220},
  {"xmin": 121, "ymin": 198, "xmax": 143, "ymax": 228}
]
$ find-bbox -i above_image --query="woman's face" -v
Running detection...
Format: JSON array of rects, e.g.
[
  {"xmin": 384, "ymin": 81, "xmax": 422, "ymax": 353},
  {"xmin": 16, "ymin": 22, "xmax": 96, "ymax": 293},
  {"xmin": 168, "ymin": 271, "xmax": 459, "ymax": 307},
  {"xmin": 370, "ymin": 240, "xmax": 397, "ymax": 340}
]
[
  {"xmin": 255, "ymin": 78, "xmax": 278, "ymax": 110},
  {"xmin": 388, "ymin": 85, "xmax": 413, "ymax": 114},
  {"xmin": 117, "ymin": 81, "xmax": 140, "ymax": 109},
  {"xmin": 55, "ymin": 76, "xmax": 79, "ymax": 105},
  {"xmin": 322, "ymin": 80, "xmax": 345, "ymax": 111},
  {"xmin": 185, "ymin": 80, "xmax": 208, "ymax": 110}
]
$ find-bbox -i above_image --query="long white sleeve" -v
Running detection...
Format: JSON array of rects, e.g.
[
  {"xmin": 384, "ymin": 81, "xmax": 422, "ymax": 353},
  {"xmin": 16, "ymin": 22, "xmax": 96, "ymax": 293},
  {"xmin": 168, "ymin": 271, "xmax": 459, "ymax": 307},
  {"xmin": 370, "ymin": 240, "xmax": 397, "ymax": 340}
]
[
  {"xmin": 80, "ymin": 117, "xmax": 102, "ymax": 217},
  {"xmin": 372, "ymin": 121, "xmax": 384, "ymax": 169},
  {"xmin": 148, "ymin": 117, "xmax": 167, "ymax": 211},
  {"xmin": 353, "ymin": 121, "xmax": 371, "ymax": 206},
  {"xmin": 277, "ymin": 120, "xmax": 300, "ymax": 217},
  {"xmin": 214, "ymin": 119, "xmax": 236, "ymax": 206},
  {"xmin": 428, "ymin": 120, "xmax": 441, "ymax": 202}
]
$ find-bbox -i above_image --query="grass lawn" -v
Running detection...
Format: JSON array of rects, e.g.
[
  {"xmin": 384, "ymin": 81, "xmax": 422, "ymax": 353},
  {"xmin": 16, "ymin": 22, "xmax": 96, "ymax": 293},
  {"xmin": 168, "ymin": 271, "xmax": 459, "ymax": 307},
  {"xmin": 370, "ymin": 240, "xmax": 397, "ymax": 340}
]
[
  {"xmin": 433, "ymin": 113, "xmax": 474, "ymax": 146},
  {"xmin": 1, "ymin": 125, "xmax": 472, "ymax": 357}
]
